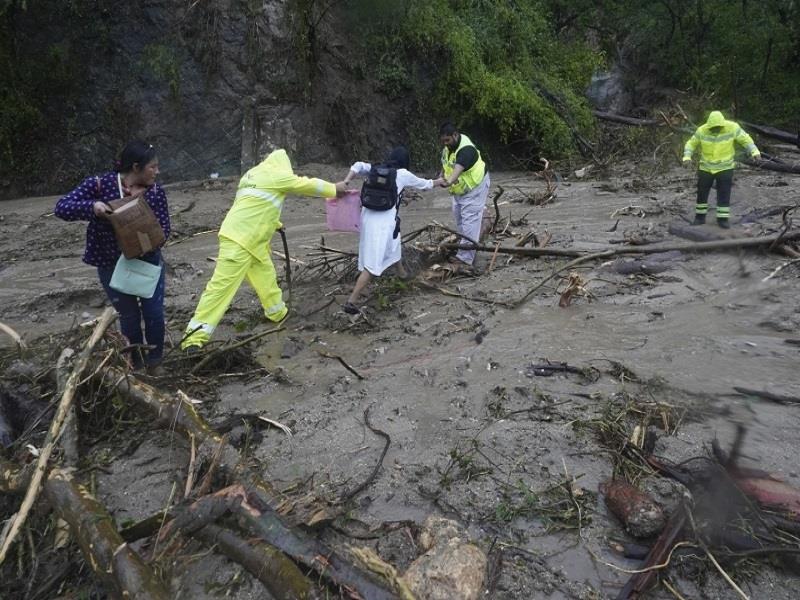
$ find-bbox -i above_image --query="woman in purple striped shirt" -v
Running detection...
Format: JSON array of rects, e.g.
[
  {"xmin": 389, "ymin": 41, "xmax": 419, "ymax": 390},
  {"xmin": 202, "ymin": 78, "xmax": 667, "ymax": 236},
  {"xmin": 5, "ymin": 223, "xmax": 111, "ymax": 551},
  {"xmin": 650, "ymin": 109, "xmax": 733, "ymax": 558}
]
[{"xmin": 55, "ymin": 141, "xmax": 171, "ymax": 374}]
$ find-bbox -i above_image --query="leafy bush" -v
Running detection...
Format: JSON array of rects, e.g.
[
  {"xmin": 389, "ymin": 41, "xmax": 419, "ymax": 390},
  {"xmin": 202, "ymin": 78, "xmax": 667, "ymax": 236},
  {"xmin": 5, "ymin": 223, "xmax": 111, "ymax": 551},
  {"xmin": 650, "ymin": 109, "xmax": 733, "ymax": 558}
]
[{"xmin": 348, "ymin": 0, "xmax": 602, "ymax": 161}]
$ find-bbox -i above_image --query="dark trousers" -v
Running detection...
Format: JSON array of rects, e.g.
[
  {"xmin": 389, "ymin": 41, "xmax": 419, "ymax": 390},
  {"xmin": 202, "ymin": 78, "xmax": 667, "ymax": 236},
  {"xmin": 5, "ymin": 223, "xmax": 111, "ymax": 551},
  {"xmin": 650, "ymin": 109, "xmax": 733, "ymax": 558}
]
[
  {"xmin": 97, "ymin": 252, "xmax": 166, "ymax": 366},
  {"xmin": 696, "ymin": 169, "xmax": 733, "ymax": 220}
]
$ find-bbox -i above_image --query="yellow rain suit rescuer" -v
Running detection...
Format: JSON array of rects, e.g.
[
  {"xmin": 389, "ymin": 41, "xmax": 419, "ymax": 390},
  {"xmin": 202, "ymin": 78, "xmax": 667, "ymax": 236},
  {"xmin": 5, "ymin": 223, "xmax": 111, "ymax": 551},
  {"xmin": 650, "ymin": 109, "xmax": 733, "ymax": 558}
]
[
  {"xmin": 683, "ymin": 110, "xmax": 760, "ymax": 228},
  {"xmin": 182, "ymin": 149, "xmax": 337, "ymax": 349}
]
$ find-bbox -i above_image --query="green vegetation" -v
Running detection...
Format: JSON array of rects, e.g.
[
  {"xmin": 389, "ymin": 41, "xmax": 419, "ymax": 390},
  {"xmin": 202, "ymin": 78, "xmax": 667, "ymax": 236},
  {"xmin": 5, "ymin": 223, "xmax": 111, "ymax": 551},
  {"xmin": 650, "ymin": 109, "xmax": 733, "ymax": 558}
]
[
  {"xmin": 349, "ymin": 0, "xmax": 800, "ymax": 162},
  {"xmin": 349, "ymin": 0, "xmax": 602, "ymax": 162}
]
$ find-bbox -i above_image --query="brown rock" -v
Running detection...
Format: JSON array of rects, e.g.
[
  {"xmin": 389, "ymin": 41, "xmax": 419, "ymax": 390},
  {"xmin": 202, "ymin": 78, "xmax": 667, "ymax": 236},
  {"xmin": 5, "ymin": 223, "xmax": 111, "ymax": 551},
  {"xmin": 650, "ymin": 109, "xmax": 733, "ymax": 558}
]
[
  {"xmin": 600, "ymin": 479, "xmax": 666, "ymax": 538},
  {"xmin": 400, "ymin": 517, "xmax": 487, "ymax": 600}
]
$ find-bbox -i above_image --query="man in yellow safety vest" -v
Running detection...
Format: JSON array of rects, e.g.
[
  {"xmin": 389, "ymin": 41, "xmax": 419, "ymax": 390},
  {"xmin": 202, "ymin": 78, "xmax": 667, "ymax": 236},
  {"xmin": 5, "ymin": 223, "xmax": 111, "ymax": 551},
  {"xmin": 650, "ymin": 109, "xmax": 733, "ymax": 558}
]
[
  {"xmin": 683, "ymin": 110, "xmax": 761, "ymax": 228},
  {"xmin": 181, "ymin": 149, "xmax": 346, "ymax": 350},
  {"xmin": 438, "ymin": 122, "xmax": 490, "ymax": 270}
]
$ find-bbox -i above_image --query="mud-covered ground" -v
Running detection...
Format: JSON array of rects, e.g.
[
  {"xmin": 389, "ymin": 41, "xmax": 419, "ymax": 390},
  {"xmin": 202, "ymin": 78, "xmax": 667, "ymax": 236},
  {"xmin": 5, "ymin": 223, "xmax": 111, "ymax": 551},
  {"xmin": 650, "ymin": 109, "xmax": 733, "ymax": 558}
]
[{"xmin": 1, "ymin": 163, "xmax": 799, "ymax": 599}]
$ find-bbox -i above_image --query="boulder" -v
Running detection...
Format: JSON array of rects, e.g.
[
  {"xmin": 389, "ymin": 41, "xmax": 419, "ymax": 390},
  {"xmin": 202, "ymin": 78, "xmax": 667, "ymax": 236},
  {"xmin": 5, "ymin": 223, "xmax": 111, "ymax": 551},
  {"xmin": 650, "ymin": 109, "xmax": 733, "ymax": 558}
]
[{"xmin": 400, "ymin": 516, "xmax": 487, "ymax": 600}]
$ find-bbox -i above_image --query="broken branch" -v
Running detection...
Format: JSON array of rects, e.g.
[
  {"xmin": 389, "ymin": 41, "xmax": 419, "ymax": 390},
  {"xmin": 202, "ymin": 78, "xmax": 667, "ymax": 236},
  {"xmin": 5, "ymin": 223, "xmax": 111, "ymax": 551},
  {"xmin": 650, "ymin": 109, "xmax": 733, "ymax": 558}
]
[{"xmin": 0, "ymin": 307, "xmax": 116, "ymax": 564}]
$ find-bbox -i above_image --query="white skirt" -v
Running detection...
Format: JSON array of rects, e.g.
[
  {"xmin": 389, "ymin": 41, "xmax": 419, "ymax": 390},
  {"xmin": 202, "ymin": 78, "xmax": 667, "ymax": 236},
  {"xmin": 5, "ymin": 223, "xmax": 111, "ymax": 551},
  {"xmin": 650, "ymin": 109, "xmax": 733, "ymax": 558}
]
[{"xmin": 358, "ymin": 206, "xmax": 400, "ymax": 276}]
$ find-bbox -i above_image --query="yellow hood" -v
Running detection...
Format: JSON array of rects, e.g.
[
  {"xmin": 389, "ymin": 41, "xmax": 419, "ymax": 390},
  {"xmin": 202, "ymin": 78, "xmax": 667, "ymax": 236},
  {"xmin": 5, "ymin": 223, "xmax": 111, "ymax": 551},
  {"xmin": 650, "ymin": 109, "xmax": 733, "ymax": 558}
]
[
  {"xmin": 706, "ymin": 111, "xmax": 726, "ymax": 128},
  {"xmin": 240, "ymin": 149, "xmax": 300, "ymax": 192}
]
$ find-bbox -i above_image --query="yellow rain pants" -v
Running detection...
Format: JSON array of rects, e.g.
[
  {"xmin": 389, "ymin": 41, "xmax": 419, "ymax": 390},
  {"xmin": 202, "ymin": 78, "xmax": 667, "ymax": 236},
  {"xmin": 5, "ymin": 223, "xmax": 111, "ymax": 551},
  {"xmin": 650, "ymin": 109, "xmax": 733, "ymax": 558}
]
[
  {"xmin": 181, "ymin": 236, "xmax": 286, "ymax": 348},
  {"xmin": 181, "ymin": 149, "xmax": 336, "ymax": 349}
]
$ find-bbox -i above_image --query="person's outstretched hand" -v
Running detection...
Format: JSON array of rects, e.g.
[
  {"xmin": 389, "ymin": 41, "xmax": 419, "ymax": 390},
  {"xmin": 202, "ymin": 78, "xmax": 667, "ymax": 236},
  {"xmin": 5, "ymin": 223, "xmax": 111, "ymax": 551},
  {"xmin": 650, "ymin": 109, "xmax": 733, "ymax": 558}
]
[{"xmin": 334, "ymin": 181, "xmax": 349, "ymax": 197}]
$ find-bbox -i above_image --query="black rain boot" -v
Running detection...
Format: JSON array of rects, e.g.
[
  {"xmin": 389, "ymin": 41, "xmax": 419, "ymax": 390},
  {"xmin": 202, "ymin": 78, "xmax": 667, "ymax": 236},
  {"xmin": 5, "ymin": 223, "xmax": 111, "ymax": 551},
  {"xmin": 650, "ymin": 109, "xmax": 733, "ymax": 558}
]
[
  {"xmin": 692, "ymin": 214, "xmax": 706, "ymax": 225},
  {"xmin": 717, "ymin": 218, "xmax": 730, "ymax": 229}
]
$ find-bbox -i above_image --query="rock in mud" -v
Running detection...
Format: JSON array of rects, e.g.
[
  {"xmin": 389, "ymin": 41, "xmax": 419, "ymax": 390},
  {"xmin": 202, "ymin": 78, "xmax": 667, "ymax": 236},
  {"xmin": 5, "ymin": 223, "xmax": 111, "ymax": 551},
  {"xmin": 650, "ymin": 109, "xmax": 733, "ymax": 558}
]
[
  {"xmin": 400, "ymin": 516, "xmax": 487, "ymax": 600},
  {"xmin": 600, "ymin": 479, "xmax": 666, "ymax": 538}
]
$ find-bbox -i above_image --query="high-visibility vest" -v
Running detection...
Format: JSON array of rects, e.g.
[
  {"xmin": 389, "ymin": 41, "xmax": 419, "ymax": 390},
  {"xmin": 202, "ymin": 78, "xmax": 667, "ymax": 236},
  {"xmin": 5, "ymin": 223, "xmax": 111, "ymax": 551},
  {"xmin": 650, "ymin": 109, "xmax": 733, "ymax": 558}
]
[
  {"xmin": 441, "ymin": 133, "xmax": 486, "ymax": 195},
  {"xmin": 219, "ymin": 149, "xmax": 336, "ymax": 262},
  {"xmin": 683, "ymin": 111, "xmax": 760, "ymax": 174}
]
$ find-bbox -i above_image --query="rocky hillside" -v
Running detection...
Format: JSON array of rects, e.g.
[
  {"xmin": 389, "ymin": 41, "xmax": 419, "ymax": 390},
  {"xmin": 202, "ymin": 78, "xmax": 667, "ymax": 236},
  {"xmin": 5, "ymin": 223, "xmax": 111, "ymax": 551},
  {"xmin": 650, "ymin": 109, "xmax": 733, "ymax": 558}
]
[{"xmin": 1, "ymin": 0, "xmax": 412, "ymax": 198}]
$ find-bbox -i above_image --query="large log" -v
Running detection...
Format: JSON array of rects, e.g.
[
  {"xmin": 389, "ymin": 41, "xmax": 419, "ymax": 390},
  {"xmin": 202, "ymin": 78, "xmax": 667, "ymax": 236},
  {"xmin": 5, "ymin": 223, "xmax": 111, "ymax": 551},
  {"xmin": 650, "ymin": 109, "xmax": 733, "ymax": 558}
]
[
  {"xmin": 237, "ymin": 490, "xmax": 399, "ymax": 600},
  {"xmin": 157, "ymin": 485, "xmax": 319, "ymax": 600},
  {"xmin": 744, "ymin": 157, "xmax": 800, "ymax": 174},
  {"xmin": 593, "ymin": 111, "xmax": 662, "ymax": 127},
  {"xmin": 742, "ymin": 121, "xmax": 799, "ymax": 145},
  {"xmin": 442, "ymin": 229, "xmax": 800, "ymax": 261},
  {"xmin": 103, "ymin": 370, "xmax": 398, "ymax": 599},
  {"xmin": 43, "ymin": 468, "xmax": 170, "ymax": 599},
  {"xmin": 192, "ymin": 523, "xmax": 318, "ymax": 600}
]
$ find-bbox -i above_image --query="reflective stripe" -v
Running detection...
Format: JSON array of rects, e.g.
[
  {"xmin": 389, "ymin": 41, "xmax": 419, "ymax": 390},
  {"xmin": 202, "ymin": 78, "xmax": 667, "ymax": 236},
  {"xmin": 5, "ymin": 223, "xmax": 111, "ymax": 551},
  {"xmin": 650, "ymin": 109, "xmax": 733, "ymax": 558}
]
[
  {"xmin": 315, "ymin": 181, "xmax": 325, "ymax": 195},
  {"xmin": 695, "ymin": 204, "xmax": 709, "ymax": 214},
  {"xmin": 699, "ymin": 158, "xmax": 735, "ymax": 172},
  {"xmin": 701, "ymin": 157, "xmax": 736, "ymax": 166},
  {"xmin": 187, "ymin": 319, "xmax": 215, "ymax": 334},
  {"xmin": 695, "ymin": 132, "xmax": 736, "ymax": 142},
  {"xmin": 717, "ymin": 207, "xmax": 730, "ymax": 215},
  {"xmin": 264, "ymin": 301, "xmax": 286, "ymax": 316},
  {"xmin": 236, "ymin": 188, "xmax": 282, "ymax": 211},
  {"xmin": 744, "ymin": 143, "xmax": 757, "ymax": 154}
]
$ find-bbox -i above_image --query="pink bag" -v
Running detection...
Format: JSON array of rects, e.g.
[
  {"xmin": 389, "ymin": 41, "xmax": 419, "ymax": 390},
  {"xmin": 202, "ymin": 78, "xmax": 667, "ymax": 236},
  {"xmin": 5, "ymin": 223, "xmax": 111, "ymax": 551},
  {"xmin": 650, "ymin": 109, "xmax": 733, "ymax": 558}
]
[{"xmin": 325, "ymin": 190, "xmax": 361, "ymax": 233}]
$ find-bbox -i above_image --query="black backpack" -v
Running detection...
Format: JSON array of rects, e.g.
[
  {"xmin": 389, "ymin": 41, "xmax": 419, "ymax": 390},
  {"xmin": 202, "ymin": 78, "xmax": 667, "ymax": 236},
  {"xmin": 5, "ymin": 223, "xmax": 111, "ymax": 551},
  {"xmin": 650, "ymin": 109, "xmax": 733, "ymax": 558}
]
[{"xmin": 360, "ymin": 164, "xmax": 401, "ymax": 211}]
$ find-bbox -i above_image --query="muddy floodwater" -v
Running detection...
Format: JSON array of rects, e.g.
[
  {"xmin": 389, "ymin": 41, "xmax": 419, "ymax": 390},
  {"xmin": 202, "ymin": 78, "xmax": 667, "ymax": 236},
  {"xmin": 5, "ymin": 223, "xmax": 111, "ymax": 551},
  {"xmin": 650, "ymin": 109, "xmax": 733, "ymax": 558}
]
[{"xmin": 2, "ymin": 164, "xmax": 799, "ymax": 599}]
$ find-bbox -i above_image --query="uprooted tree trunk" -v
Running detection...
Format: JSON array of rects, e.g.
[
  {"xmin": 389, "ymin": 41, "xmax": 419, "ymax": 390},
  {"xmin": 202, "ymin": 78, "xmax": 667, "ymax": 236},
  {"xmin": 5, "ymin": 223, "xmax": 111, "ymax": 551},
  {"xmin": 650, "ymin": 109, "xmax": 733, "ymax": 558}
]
[
  {"xmin": 102, "ymin": 369, "xmax": 398, "ymax": 600},
  {"xmin": 43, "ymin": 468, "xmax": 170, "ymax": 600},
  {"xmin": 441, "ymin": 229, "xmax": 800, "ymax": 260}
]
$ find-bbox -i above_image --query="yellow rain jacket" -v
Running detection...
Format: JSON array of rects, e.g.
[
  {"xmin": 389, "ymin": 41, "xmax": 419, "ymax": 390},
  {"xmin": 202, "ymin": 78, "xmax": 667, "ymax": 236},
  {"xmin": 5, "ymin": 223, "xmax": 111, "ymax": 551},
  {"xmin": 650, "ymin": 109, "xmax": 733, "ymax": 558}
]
[
  {"xmin": 181, "ymin": 150, "xmax": 337, "ymax": 349},
  {"xmin": 219, "ymin": 149, "xmax": 337, "ymax": 261},
  {"xmin": 683, "ymin": 111, "xmax": 760, "ymax": 174}
]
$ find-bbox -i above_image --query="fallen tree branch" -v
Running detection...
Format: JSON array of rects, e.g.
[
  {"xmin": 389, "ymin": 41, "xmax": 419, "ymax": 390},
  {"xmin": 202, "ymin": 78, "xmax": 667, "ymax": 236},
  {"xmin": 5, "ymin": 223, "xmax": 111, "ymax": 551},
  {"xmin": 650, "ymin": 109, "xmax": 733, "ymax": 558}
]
[
  {"xmin": 0, "ymin": 321, "xmax": 27, "ymax": 350},
  {"xmin": 316, "ymin": 349, "xmax": 365, "ymax": 380},
  {"xmin": 593, "ymin": 111, "xmax": 662, "ymax": 127},
  {"xmin": 192, "ymin": 523, "xmax": 318, "ymax": 600},
  {"xmin": 101, "ymin": 371, "xmax": 397, "ymax": 599},
  {"xmin": 616, "ymin": 503, "xmax": 688, "ymax": 600},
  {"xmin": 416, "ymin": 280, "xmax": 516, "ymax": 308},
  {"xmin": 439, "ymin": 241, "xmax": 582, "ymax": 258},
  {"xmin": 744, "ymin": 157, "xmax": 800, "ymax": 174},
  {"xmin": 449, "ymin": 230, "xmax": 800, "ymax": 261},
  {"xmin": 157, "ymin": 484, "xmax": 244, "ymax": 544},
  {"xmin": 513, "ymin": 250, "xmax": 615, "ymax": 308},
  {"xmin": 335, "ymin": 406, "xmax": 390, "ymax": 505},
  {"xmin": 191, "ymin": 325, "xmax": 285, "ymax": 374},
  {"xmin": 44, "ymin": 467, "xmax": 170, "ymax": 599},
  {"xmin": 234, "ymin": 490, "xmax": 398, "ymax": 600},
  {"xmin": 0, "ymin": 307, "xmax": 116, "ymax": 564}
]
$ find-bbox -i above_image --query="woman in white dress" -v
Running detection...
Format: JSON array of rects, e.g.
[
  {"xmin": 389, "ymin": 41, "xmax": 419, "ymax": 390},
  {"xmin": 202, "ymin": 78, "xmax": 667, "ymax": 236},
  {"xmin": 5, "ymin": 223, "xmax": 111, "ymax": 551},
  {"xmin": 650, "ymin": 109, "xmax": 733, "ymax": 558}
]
[{"xmin": 341, "ymin": 147, "xmax": 443, "ymax": 314}]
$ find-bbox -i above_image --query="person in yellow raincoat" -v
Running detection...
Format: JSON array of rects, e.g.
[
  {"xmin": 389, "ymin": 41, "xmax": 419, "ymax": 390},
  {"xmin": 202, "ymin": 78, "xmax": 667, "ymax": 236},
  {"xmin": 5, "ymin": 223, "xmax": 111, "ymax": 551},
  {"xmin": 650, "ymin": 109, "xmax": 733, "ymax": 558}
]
[
  {"xmin": 182, "ymin": 149, "xmax": 346, "ymax": 349},
  {"xmin": 683, "ymin": 110, "xmax": 761, "ymax": 228}
]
